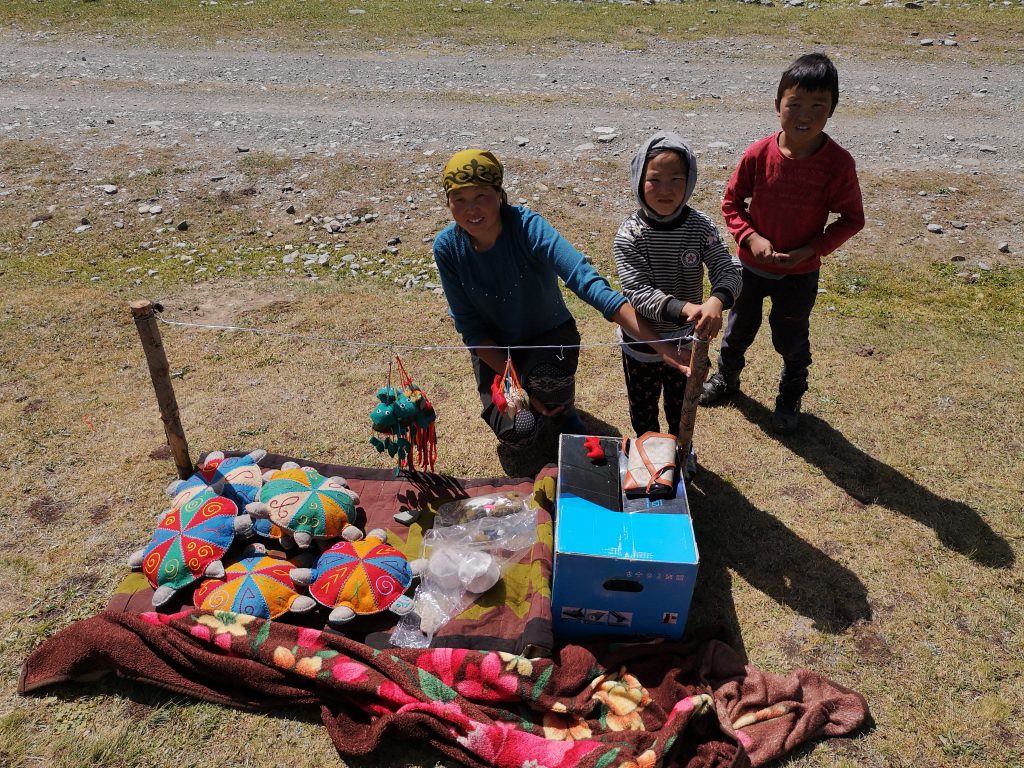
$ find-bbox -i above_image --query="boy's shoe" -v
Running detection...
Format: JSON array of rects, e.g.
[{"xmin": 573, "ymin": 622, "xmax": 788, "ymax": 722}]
[
  {"xmin": 699, "ymin": 372, "xmax": 740, "ymax": 406},
  {"xmin": 772, "ymin": 396, "xmax": 801, "ymax": 435}
]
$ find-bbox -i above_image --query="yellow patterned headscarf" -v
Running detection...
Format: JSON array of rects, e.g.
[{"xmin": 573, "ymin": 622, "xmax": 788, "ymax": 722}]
[{"xmin": 442, "ymin": 149, "xmax": 504, "ymax": 197}]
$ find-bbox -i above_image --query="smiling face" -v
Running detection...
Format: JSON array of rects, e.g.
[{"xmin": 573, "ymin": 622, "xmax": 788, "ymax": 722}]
[
  {"xmin": 641, "ymin": 150, "xmax": 688, "ymax": 218},
  {"xmin": 775, "ymin": 85, "xmax": 833, "ymax": 158},
  {"xmin": 447, "ymin": 184, "xmax": 504, "ymax": 251}
]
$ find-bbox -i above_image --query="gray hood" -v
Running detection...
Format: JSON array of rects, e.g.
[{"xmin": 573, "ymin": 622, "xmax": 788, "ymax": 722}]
[{"xmin": 630, "ymin": 131, "xmax": 698, "ymax": 225}]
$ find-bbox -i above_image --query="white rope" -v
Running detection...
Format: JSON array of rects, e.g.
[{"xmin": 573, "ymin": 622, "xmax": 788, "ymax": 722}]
[{"xmin": 155, "ymin": 312, "xmax": 697, "ymax": 352}]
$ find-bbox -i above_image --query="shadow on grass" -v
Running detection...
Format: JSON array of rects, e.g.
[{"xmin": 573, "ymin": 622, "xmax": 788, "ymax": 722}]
[
  {"xmin": 687, "ymin": 466, "xmax": 873, "ymax": 658},
  {"xmin": 731, "ymin": 393, "xmax": 1015, "ymax": 569}
]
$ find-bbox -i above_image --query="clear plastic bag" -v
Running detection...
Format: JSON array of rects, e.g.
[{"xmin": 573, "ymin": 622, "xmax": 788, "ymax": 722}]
[{"xmin": 390, "ymin": 494, "xmax": 537, "ymax": 648}]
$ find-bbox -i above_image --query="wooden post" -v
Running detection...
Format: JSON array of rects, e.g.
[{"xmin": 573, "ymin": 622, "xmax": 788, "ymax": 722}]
[
  {"xmin": 131, "ymin": 300, "xmax": 193, "ymax": 479},
  {"xmin": 676, "ymin": 336, "xmax": 711, "ymax": 460}
]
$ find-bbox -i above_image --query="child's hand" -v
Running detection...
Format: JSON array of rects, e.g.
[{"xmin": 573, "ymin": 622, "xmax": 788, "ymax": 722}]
[
  {"xmin": 746, "ymin": 233, "xmax": 774, "ymax": 262},
  {"xmin": 683, "ymin": 297, "xmax": 725, "ymax": 340},
  {"xmin": 773, "ymin": 245, "xmax": 815, "ymax": 267}
]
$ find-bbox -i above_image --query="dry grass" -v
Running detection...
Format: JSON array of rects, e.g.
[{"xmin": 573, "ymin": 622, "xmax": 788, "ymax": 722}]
[
  {"xmin": 1, "ymin": 4, "xmax": 1023, "ymax": 766},
  {"xmin": 2, "ymin": 146, "xmax": 1022, "ymax": 765}
]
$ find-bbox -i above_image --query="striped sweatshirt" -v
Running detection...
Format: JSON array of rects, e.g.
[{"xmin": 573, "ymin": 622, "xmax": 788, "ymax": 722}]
[{"xmin": 614, "ymin": 207, "xmax": 742, "ymax": 359}]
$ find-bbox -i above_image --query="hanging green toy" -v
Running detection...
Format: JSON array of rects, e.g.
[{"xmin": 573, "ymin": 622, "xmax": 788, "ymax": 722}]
[{"xmin": 369, "ymin": 356, "xmax": 437, "ymax": 474}]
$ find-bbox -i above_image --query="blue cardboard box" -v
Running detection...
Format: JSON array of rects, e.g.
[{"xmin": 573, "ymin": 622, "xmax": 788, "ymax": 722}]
[{"xmin": 551, "ymin": 434, "xmax": 699, "ymax": 641}]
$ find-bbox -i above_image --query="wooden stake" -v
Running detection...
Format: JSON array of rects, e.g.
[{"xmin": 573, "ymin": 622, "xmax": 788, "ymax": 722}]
[
  {"xmin": 130, "ymin": 300, "xmax": 193, "ymax": 479},
  {"xmin": 676, "ymin": 336, "xmax": 711, "ymax": 459}
]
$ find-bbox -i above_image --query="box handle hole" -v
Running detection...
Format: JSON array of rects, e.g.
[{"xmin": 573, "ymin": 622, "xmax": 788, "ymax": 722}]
[{"xmin": 603, "ymin": 578, "xmax": 643, "ymax": 593}]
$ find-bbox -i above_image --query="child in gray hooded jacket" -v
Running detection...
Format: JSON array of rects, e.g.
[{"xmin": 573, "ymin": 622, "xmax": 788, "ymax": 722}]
[{"xmin": 614, "ymin": 131, "xmax": 742, "ymax": 439}]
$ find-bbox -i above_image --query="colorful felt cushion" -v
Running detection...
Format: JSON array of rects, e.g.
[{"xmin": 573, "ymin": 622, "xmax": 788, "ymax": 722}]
[
  {"xmin": 169, "ymin": 450, "xmax": 265, "ymax": 510},
  {"xmin": 141, "ymin": 487, "xmax": 239, "ymax": 594},
  {"xmin": 194, "ymin": 554, "xmax": 311, "ymax": 619},
  {"xmin": 306, "ymin": 533, "xmax": 414, "ymax": 617},
  {"xmin": 256, "ymin": 467, "xmax": 357, "ymax": 543}
]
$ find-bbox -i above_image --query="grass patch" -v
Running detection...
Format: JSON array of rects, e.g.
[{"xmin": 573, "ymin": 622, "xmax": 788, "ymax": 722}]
[{"xmin": 2, "ymin": 0, "xmax": 1023, "ymax": 59}]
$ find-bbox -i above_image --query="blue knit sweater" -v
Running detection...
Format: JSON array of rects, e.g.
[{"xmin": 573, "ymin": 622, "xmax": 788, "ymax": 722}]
[{"xmin": 434, "ymin": 205, "xmax": 626, "ymax": 347}]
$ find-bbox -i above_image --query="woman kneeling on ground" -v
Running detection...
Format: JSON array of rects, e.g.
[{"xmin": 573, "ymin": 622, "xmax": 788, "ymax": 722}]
[{"xmin": 433, "ymin": 148, "xmax": 691, "ymax": 450}]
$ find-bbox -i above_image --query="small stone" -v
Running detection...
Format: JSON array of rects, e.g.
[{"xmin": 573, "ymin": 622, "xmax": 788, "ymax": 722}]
[
  {"xmin": 595, "ymin": 133, "xmax": 618, "ymax": 143},
  {"xmin": 286, "ymin": 204, "xmax": 296, "ymax": 214},
  {"xmin": 387, "ymin": 236, "xmax": 401, "ymax": 246},
  {"xmin": 942, "ymin": 39, "xmax": 958, "ymax": 46},
  {"xmin": 708, "ymin": 141, "xmax": 731, "ymax": 150},
  {"xmin": 950, "ymin": 221, "xmax": 967, "ymax": 230},
  {"xmin": 138, "ymin": 204, "xmax": 151, "ymax": 214},
  {"xmin": 978, "ymin": 145, "xmax": 997, "ymax": 153},
  {"xmin": 237, "ymin": 146, "xmax": 250, "ymax": 153},
  {"xmin": 905, "ymin": 1, "xmax": 923, "ymax": 7},
  {"xmin": 73, "ymin": 224, "xmax": 91, "ymax": 234},
  {"xmin": 149, "ymin": 205, "xmax": 163, "ymax": 214},
  {"xmin": 393, "ymin": 509, "xmax": 420, "ymax": 525},
  {"xmin": 114, "ymin": 220, "xmax": 124, "ymax": 229},
  {"xmin": 210, "ymin": 174, "xmax": 226, "ymax": 182},
  {"xmin": 514, "ymin": 136, "xmax": 529, "ymax": 146},
  {"xmin": 997, "ymin": 242, "xmax": 1010, "ymax": 253},
  {"xmin": 977, "ymin": 261, "xmax": 992, "ymax": 271},
  {"xmin": 927, "ymin": 223, "xmax": 944, "ymax": 234},
  {"xmin": 572, "ymin": 143, "xmax": 596, "ymax": 153},
  {"xmin": 919, "ymin": 38, "xmax": 934, "ymax": 46},
  {"xmin": 101, "ymin": 184, "xmax": 118, "ymax": 194},
  {"xmin": 177, "ymin": 220, "xmax": 189, "ymax": 231}
]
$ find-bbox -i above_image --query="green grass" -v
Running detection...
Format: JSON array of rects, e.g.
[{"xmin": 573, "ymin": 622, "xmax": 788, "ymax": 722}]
[{"xmin": 4, "ymin": 0, "xmax": 1024, "ymax": 59}]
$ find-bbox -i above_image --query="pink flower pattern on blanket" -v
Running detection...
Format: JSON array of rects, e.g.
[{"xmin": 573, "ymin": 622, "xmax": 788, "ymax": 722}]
[
  {"xmin": 416, "ymin": 647, "xmax": 469, "ymax": 688},
  {"xmin": 457, "ymin": 719, "xmax": 600, "ymax": 768},
  {"xmin": 27, "ymin": 609, "xmax": 870, "ymax": 768},
  {"xmin": 457, "ymin": 652, "xmax": 521, "ymax": 701}
]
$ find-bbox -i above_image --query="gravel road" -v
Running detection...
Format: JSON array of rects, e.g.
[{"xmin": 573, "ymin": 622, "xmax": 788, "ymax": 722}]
[{"xmin": 2, "ymin": 33, "xmax": 1021, "ymax": 179}]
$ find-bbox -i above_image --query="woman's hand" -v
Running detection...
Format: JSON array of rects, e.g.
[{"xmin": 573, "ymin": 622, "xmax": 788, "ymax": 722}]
[
  {"xmin": 682, "ymin": 296, "xmax": 724, "ymax": 340},
  {"xmin": 529, "ymin": 392, "xmax": 567, "ymax": 418},
  {"xmin": 613, "ymin": 303, "xmax": 692, "ymax": 376}
]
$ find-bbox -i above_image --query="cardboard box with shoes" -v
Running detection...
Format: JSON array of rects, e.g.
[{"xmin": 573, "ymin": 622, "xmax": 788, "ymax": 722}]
[{"xmin": 551, "ymin": 434, "xmax": 699, "ymax": 641}]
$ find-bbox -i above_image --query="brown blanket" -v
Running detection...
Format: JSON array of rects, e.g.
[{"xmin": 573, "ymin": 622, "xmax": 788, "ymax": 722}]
[
  {"xmin": 20, "ymin": 610, "xmax": 868, "ymax": 768},
  {"xmin": 20, "ymin": 458, "xmax": 870, "ymax": 766}
]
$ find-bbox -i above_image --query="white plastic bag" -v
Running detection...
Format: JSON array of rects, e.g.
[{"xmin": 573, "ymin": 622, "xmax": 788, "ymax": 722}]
[{"xmin": 390, "ymin": 494, "xmax": 537, "ymax": 648}]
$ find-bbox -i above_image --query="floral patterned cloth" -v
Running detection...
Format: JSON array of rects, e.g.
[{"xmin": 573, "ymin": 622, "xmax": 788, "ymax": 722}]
[{"xmin": 20, "ymin": 609, "xmax": 869, "ymax": 768}]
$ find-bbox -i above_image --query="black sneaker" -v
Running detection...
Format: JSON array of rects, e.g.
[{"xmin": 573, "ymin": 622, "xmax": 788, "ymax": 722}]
[
  {"xmin": 699, "ymin": 372, "xmax": 740, "ymax": 406},
  {"xmin": 772, "ymin": 396, "xmax": 801, "ymax": 435}
]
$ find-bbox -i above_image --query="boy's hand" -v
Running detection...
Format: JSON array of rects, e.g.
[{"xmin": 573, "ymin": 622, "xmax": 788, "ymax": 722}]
[
  {"xmin": 746, "ymin": 233, "xmax": 774, "ymax": 262},
  {"xmin": 773, "ymin": 245, "xmax": 815, "ymax": 267},
  {"xmin": 682, "ymin": 297, "xmax": 725, "ymax": 340}
]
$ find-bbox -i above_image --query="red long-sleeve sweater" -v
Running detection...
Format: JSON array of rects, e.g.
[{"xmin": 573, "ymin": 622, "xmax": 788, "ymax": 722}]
[{"xmin": 722, "ymin": 132, "xmax": 864, "ymax": 275}]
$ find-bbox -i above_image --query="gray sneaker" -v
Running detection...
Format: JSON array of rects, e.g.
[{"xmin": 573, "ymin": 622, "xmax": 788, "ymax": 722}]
[
  {"xmin": 772, "ymin": 396, "xmax": 801, "ymax": 435},
  {"xmin": 699, "ymin": 372, "xmax": 740, "ymax": 406}
]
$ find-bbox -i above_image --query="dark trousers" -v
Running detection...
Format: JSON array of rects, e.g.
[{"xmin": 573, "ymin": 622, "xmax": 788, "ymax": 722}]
[
  {"xmin": 718, "ymin": 267, "xmax": 820, "ymax": 403},
  {"xmin": 471, "ymin": 319, "xmax": 580, "ymax": 444},
  {"xmin": 621, "ymin": 353, "xmax": 688, "ymax": 438}
]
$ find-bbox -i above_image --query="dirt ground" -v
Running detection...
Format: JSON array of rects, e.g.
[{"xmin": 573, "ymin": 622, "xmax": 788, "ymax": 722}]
[{"xmin": 2, "ymin": 33, "xmax": 1022, "ymax": 252}]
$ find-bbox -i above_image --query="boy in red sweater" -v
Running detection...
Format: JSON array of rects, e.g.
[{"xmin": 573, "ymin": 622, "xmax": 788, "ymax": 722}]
[{"xmin": 701, "ymin": 52, "xmax": 864, "ymax": 434}]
